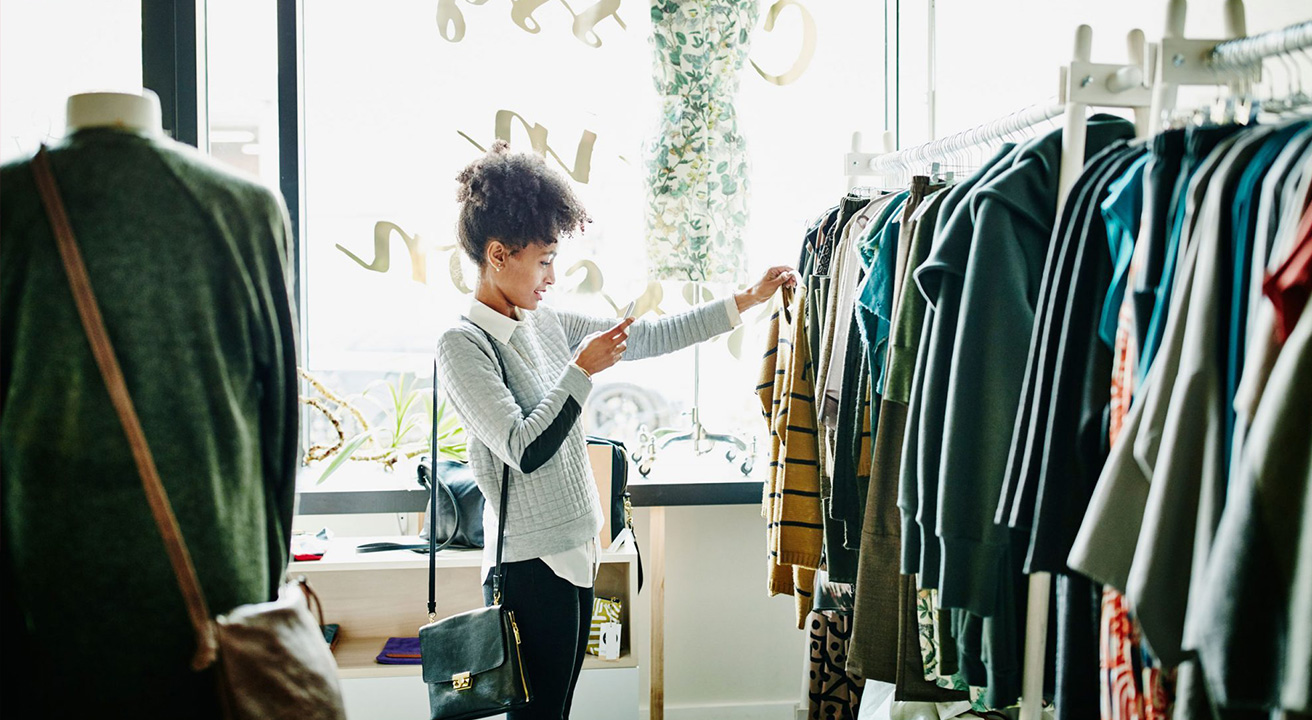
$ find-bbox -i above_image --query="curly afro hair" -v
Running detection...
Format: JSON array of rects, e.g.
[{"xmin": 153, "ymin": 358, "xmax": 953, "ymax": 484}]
[{"xmin": 455, "ymin": 140, "xmax": 590, "ymax": 268}]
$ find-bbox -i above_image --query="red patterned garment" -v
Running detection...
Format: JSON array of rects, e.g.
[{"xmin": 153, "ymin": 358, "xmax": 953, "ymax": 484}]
[{"xmin": 1101, "ymin": 242, "xmax": 1173, "ymax": 720}]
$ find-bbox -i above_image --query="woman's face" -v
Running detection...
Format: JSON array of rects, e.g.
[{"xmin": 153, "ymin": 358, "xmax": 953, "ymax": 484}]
[{"xmin": 489, "ymin": 240, "xmax": 557, "ymax": 312}]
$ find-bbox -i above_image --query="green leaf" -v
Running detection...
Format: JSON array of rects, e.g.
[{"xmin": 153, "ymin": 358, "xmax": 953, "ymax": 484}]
[
  {"xmin": 716, "ymin": 161, "xmax": 728, "ymax": 174},
  {"xmin": 675, "ymin": 31, "xmax": 686, "ymax": 45},
  {"xmin": 317, "ymin": 432, "xmax": 375, "ymax": 484}
]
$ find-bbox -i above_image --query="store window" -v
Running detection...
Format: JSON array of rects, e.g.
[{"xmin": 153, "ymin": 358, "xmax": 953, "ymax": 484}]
[
  {"xmin": 0, "ymin": 0, "xmax": 142, "ymax": 164},
  {"xmin": 206, "ymin": 0, "xmax": 280, "ymax": 187},
  {"xmin": 288, "ymin": 0, "xmax": 887, "ymax": 484}
]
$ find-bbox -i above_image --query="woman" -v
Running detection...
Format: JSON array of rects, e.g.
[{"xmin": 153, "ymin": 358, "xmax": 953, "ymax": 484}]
[{"xmin": 436, "ymin": 140, "xmax": 793, "ymax": 719}]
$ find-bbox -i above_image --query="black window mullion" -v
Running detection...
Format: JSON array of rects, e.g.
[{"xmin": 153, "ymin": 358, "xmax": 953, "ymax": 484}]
[
  {"xmin": 142, "ymin": 0, "xmax": 204, "ymax": 148},
  {"xmin": 277, "ymin": 0, "xmax": 306, "ymax": 340}
]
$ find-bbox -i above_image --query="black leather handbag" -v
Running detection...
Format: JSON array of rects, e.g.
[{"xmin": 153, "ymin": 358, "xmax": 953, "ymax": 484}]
[
  {"xmin": 419, "ymin": 329, "xmax": 531, "ymax": 720},
  {"xmin": 356, "ymin": 362, "xmax": 485, "ymax": 557},
  {"xmin": 416, "ymin": 356, "xmax": 486, "ymax": 549},
  {"xmin": 417, "ymin": 459, "xmax": 485, "ymax": 549}
]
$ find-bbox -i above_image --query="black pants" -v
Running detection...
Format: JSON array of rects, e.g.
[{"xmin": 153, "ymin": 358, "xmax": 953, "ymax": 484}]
[{"xmin": 484, "ymin": 558, "xmax": 593, "ymax": 720}]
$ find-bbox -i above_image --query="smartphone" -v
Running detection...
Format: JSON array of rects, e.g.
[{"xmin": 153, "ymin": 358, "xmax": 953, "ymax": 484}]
[{"xmin": 622, "ymin": 300, "xmax": 636, "ymax": 319}]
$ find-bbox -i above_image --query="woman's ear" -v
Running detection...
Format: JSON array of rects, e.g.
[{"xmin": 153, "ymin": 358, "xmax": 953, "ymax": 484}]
[{"xmin": 486, "ymin": 239, "xmax": 507, "ymax": 272}]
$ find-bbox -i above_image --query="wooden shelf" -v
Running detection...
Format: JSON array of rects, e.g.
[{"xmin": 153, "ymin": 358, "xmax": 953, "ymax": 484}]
[
  {"xmin": 330, "ymin": 633, "xmax": 636, "ymax": 678},
  {"xmin": 291, "ymin": 535, "xmax": 638, "ymax": 572},
  {"xmin": 294, "ymin": 535, "xmax": 640, "ymax": 680}
]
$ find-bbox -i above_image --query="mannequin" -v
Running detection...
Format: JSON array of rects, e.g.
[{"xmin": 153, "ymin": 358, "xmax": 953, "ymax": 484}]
[
  {"xmin": 65, "ymin": 90, "xmax": 163, "ymax": 137},
  {"xmin": 3, "ymin": 85, "xmax": 298, "ymax": 717}
]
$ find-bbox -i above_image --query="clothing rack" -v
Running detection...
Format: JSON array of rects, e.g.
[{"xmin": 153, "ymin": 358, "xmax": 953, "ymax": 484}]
[
  {"xmin": 1209, "ymin": 19, "xmax": 1312, "ymax": 70},
  {"xmin": 845, "ymin": 104, "xmax": 1066, "ymax": 179},
  {"xmin": 835, "ymin": 2, "xmax": 1309, "ymax": 717}
]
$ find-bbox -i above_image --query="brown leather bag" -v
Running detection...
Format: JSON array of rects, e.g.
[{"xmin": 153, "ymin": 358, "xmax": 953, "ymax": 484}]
[{"xmin": 32, "ymin": 146, "xmax": 347, "ymax": 720}]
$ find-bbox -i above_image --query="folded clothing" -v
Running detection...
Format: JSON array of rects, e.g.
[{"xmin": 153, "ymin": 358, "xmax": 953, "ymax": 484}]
[{"xmin": 375, "ymin": 637, "xmax": 422, "ymax": 664}]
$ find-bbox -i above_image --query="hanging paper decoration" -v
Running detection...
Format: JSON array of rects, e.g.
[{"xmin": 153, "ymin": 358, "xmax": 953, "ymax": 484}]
[{"xmin": 644, "ymin": 0, "xmax": 759, "ymax": 284}]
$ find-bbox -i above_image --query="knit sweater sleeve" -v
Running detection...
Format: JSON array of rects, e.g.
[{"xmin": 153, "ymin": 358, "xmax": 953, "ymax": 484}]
[
  {"xmin": 436, "ymin": 327, "xmax": 592, "ymax": 474},
  {"xmin": 551, "ymin": 298, "xmax": 737, "ymax": 361}
]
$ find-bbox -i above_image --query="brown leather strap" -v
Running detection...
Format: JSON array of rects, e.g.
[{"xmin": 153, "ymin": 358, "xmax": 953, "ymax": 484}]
[{"xmin": 31, "ymin": 147, "xmax": 219, "ymax": 670}]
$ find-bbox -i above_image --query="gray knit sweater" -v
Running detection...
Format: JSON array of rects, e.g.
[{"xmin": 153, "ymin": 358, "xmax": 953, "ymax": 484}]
[{"xmin": 436, "ymin": 298, "xmax": 736, "ymax": 563}]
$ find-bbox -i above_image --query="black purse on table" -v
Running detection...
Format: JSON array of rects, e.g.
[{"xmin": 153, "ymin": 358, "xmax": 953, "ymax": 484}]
[
  {"xmin": 356, "ymin": 360, "xmax": 485, "ymax": 556},
  {"xmin": 419, "ymin": 329, "xmax": 531, "ymax": 720},
  {"xmin": 418, "ymin": 358, "xmax": 485, "ymax": 549}
]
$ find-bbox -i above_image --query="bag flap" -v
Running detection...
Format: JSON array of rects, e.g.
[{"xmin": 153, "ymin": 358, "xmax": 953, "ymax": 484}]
[
  {"xmin": 419, "ymin": 606, "xmax": 507, "ymax": 683},
  {"xmin": 432, "ymin": 459, "xmax": 473, "ymax": 483}
]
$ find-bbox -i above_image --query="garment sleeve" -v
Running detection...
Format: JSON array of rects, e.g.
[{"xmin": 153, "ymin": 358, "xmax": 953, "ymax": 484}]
[
  {"xmin": 436, "ymin": 329, "xmax": 592, "ymax": 475},
  {"xmin": 552, "ymin": 297, "xmax": 737, "ymax": 360},
  {"xmin": 258, "ymin": 191, "xmax": 300, "ymax": 598}
]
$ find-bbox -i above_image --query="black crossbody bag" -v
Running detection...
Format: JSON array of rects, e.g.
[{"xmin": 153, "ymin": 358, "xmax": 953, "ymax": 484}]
[{"xmin": 419, "ymin": 328, "xmax": 531, "ymax": 720}]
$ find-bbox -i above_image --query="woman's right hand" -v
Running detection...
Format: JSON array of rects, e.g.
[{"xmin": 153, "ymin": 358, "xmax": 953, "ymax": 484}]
[{"xmin": 574, "ymin": 317, "xmax": 635, "ymax": 376}]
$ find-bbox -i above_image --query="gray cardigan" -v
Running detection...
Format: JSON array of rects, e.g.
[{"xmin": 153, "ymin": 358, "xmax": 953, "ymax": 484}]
[{"xmin": 435, "ymin": 298, "xmax": 735, "ymax": 563}]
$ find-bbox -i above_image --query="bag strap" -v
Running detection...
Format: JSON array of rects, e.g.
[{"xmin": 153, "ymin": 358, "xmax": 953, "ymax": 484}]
[
  {"xmin": 429, "ymin": 323, "xmax": 512, "ymax": 619},
  {"xmin": 31, "ymin": 147, "xmax": 219, "ymax": 670},
  {"xmin": 429, "ymin": 360, "xmax": 461, "ymax": 554}
]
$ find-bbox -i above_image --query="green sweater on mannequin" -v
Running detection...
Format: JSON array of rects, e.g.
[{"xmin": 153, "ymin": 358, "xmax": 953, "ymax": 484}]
[{"xmin": 1, "ymin": 129, "xmax": 299, "ymax": 717}]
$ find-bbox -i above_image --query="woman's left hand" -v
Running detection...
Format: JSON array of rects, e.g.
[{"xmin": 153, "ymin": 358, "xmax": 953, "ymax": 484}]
[{"xmin": 735, "ymin": 265, "xmax": 798, "ymax": 313}]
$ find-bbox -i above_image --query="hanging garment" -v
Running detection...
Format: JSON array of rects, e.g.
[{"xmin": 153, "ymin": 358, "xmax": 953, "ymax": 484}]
[
  {"xmin": 759, "ymin": 285, "xmax": 822, "ymax": 628},
  {"xmin": 896, "ymin": 145, "xmax": 1016, "ymax": 583},
  {"xmin": 807, "ymin": 610, "xmax": 865, "ymax": 719},
  {"xmin": 1178, "ymin": 128, "xmax": 1312, "ymax": 718},
  {"xmin": 807, "ymin": 199, "xmax": 867, "ymax": 584},
  {"xmin": 894, "ymin": 575, "xmax": 971, "ymax": 703},
  {"xmin": 935, "ymin": 115, "xmax": 1134, "ymax": 617},
  {"xmin": 1099, "ymin": 148, "xmax": 1171, "ymax": 720},
  {"xmin": 1265, "ymin": 201, "xmax": 1312, "ymax": 341},
  {"xmin": 1126, "ymin": 126, "xmax": 1275, "ymax": 670},
  {"xmin": 1068, "ymin": 130, "xmax": 1245, "ymax": 594},
  {"xmin": 820, "ymin": 195, "xmax": 897, "ymax": 429},
  {"xmin": 1135, "ymin": 125, "xmax": 1243, "ymax": 383},
  {"xmin": 1125, "ymin": 129, "xmax": 1187, "ymax": 381},
  {"xmin": 1233, "ymin": 128, "xmax": 1312, "ymax": 431},
  {"xmin": 996, "ymin": 140, "xmax": 1144, "ymax": 538},
  {"xmin": 644, "ymin": 0, "xmax": 758, "ymax": 284},
  {"xmin": 818, "ymin": 195, "xmax": 886, "ymax": 432},
  {"xmin": 1186, "ymin": 298, "xmax": 1312, "ymax": 714},
  {"xmin": 907, "ymin": 142, "xmax": 1021, "ymax": 588},
  {"xmin": 916, "ymin": 589, "xmax": 989, "ymax": 710},
  {"xmin": 1099, "ymin": 154, "xmax": 1149, "ymax": 350},
  {"xmin": 1224, "ymin": 122, "xmax": 1312, "ymax": 471},
  {"xmin": 849, "ymin": 183, "xmax": 960, "ymax": 705},
  {"xmin": 831, "ymin": 194, "xmax": 909, "ymax": 574},
  {"xmin": 1025, "ymin": 142, "xmax": 1147, "ymax": 570},
  {"xmin": 1030, "ymin": 142, "xmax": 1150, "ymax": 720}
]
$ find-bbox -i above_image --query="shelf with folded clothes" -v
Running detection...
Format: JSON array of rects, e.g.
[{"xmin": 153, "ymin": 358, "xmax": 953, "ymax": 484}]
[
  {"xmin": 291, "ymin": 535, "xmax": 642, "ymax": 677},
  {"xmin": 328, "ymin": 634, "xmax": 636, "ymax": 679}
]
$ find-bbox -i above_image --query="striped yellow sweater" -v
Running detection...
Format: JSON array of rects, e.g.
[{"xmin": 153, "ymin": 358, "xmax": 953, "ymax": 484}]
[{"xmin": 757, "ymin": 287, "xmax": 824, "ymax": 627}]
